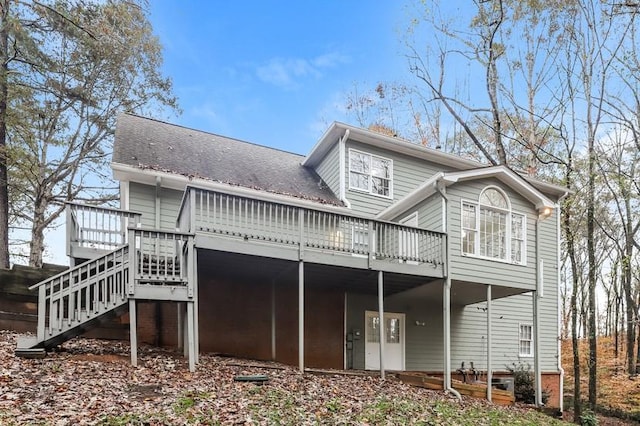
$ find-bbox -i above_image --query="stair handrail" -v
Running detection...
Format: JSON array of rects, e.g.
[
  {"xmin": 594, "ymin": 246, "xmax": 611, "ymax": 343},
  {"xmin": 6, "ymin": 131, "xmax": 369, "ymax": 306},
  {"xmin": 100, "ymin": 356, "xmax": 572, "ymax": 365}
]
[
  {"xmin": 28, "ymin": 245, "xmax": 126, "ymax": 292},
  {"xmin": 29, "ymin": 245, "xmax": 130, "ymax": 344}
]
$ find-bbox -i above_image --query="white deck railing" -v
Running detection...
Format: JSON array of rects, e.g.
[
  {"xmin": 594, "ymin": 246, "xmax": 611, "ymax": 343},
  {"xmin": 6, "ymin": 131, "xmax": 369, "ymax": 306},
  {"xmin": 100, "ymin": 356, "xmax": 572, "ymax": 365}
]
[
  {"xmin": 177, "ymin": 187, "xmax": 445, "ymax": 266},
  {"xmin": 128, "ymin": 228, "xmax": 194, "ymax": 293},
  {"xmin": 66, "ymin": 202, "xmax": 141, "ymax": 257},
  {"xmin": 30, "ymin": 245, "xmax": 130, "ymax": 344}
]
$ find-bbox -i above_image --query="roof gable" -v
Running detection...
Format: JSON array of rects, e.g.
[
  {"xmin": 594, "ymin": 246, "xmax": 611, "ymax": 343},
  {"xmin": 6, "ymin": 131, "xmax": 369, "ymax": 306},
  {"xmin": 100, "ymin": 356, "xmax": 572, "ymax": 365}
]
[
  {"xmin": 376, "ymin": 166, "xmax": 556, "ymax": 220},
  {"xmin": 305, "ymin": 122, "xmax": 568, "ymax": 200}
]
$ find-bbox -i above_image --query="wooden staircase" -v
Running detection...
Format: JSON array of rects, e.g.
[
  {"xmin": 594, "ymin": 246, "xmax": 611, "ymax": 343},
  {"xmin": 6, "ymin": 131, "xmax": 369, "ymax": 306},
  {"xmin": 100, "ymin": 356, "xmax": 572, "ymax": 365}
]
[
  {"xmin": 16, "ymin": 245, "xmax": 131, "ymax": 354},
  {"xmin": 15, "ymin": 202, "xmax": 199, "ymax": 370}
]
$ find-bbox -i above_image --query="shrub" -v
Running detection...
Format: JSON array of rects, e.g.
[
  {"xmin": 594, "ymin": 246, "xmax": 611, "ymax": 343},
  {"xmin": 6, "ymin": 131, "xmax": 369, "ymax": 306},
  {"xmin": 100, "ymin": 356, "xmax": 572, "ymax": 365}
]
[
  {"xmin": 579, "ymin": 408, "xmax": 598, "ymax": 426},
  {"xmin": 506, "ymin": 362, "xmax": 549, "ymax": 405}
]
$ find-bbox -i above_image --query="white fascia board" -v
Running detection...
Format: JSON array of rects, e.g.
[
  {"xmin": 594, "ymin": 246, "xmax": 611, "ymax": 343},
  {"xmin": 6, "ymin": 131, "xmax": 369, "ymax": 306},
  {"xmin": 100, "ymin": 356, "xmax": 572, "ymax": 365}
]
[
  {"xmin": 376, "ymin": 166, "xmax": 556, "ymax": 221},
  {"xmin": 441, "ymin": 166, "xmax": 556, "ymax": 210},
  {"xmin": 302, "ymin": 123, "xmax": 342, "ymax": 167},
  {"xmin": 112, "ymin": 162, "xmax": 354, "ymax": 216},
  {"xmin": 376, "ymin": 173, "xmax": 444, "ymax": 220},
  {"xmin": 304, "ymin": 122, "xmax": 484, "ymax": 171}
]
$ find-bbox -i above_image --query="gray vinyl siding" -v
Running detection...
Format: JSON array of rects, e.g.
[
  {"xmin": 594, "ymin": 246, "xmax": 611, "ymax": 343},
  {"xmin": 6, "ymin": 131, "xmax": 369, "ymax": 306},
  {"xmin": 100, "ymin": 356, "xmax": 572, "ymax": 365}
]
[
  {"xmin": 160, "ymin": 187, "xmax": 183, "ymax": 230},
  {"xmin": 347, "ymin": 286, "xmax": 558, "ymax": 372},
  {"xmin": 345, "ymin": 178, "xmax": 561, "ymax": 373},
  {"xmin": 451, "ymin": 291, "xmax": 559, "ymax": 371},
  {"xmin": 348, "ymin": 292, "xmax": 445, "ymax": 371},
  {"xmin": 411, "ymin": 196, "xmax": 444, "ymax": 233},
  {"xmin": 447, "ymin": 178, "xmax": 537, "ymax": 290},
  {"xmin": 344, "ymin": 140, "xmax": 445, "ymax": 217},
  {"xmin": 129, "ymin": 182, "xmax": 184, "ymax": 230},
  {"xmin": 389, "ymin": 196, "xmax": 443, "ymax": 232},
  {"xmin": 314, "ymin": 142, "xmax": 341, "ymax": 196},
  {"xmin": 129, "ymin": 182, "xmax": 156, "ymax": 228}
]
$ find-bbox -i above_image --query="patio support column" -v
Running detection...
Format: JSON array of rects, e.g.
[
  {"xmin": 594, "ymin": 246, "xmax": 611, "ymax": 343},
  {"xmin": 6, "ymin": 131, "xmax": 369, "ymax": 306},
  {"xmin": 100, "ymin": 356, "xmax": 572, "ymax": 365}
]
[
  {"xmin": 298, "ymin": 260, "xmax": 304, "ymax": 373},
  {"xmin": 271, "ymin": 279, "xmax": 277, "ymax": 361},
  {"xmin": 378, "ymin": 270, "xmax": 386, "ymax": 380},
  {"xmin": 443, "ymin": 277, "xmax": 452, "ymax": 390},
  {"xmin": 487, "ymin": 285, "xmax": 492, "ymax": 402},
  {"xmin": 129, "ymin": 299, "xmax": 137, "ymax": 367}
]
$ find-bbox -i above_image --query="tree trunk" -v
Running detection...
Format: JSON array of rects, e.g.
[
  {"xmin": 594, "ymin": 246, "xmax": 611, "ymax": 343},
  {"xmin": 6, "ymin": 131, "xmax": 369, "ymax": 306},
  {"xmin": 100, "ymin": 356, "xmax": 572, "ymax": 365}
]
[
  {"xmin": 563, "ymin": 187, "xmax": 581, "ymax": 421},
  {"xmin": 0, "ymin": 0, "xmax": 10, "ymax": 269},
  {"xmin": 587, "ymin": 133, "xmax": 597, "ymax": 410},
  {"xmin": 28, "ymin": 196, "xmax": 47, "ymax": 268}
]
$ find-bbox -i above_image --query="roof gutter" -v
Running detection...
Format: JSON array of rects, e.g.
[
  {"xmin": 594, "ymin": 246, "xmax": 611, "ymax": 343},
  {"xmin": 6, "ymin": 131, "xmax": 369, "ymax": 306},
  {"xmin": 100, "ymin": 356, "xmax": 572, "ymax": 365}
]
[
  {"xmin": 112, "ymin": 162, "xmax": 353, "ymax": 216},
  {"xmin": 339, "ymin": 129, "xmax": 351, "ymax": 208}
]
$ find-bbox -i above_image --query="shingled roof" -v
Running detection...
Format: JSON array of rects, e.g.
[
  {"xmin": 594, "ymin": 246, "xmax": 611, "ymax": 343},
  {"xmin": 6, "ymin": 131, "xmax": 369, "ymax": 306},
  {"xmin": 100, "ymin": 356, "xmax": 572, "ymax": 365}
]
[{"xmin": 112, "ymin": 114, "xmax": 342, "ymax": 205}]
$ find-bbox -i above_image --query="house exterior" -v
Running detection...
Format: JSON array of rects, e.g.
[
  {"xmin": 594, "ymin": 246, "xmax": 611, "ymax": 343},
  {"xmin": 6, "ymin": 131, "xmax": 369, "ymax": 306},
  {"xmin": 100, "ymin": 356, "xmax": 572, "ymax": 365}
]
[{"xmin": 18, "ymin": 114, "xmax": 568, "ymax": 408}]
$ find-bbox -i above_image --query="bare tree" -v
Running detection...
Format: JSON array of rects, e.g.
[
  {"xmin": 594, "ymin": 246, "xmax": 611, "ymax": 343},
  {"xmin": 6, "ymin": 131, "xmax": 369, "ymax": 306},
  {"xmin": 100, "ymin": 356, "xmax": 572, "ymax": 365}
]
[{"xmin": 4, "ymin": 0, "xmax": 178, "ymax": 267}]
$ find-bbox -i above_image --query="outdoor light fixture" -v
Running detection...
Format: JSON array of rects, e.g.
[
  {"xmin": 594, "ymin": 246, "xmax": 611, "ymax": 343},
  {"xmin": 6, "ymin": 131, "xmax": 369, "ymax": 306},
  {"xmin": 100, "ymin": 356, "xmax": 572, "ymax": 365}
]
[{"xmin": 538, "ymin": 207, "xmax": 553, "ymax": 219}]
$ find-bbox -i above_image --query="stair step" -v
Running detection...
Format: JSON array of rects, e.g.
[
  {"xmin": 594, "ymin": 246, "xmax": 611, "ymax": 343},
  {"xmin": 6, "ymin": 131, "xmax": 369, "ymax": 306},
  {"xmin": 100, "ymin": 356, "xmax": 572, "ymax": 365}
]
[
  {"xmin": 16, "ymin": 336, "xmax": 38, "ymax": 349},
  {"xmin": 15, "ymin": 337, "xmax": 46, "ymax": 359},
  {"xmin": 15, "ymin": 348, "xmax": 46, "ymax": 359}
]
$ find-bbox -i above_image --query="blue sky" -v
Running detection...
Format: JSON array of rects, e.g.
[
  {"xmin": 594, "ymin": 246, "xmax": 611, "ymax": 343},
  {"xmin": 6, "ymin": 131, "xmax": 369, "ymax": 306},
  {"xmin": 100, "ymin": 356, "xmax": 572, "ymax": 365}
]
[{"xmin": 148, "ymin": 2, "xmax": 411, "ymax": 155}]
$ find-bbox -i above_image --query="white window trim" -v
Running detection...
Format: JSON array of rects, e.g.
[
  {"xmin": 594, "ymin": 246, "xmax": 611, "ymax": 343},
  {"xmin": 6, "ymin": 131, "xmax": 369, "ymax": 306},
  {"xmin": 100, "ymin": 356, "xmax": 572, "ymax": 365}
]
[
  {"xmin": 348, "ymin": 148, "xmax": 393, "ymax": 199},
  {"xmin": 518, "ymin": 323, "xmax": 534, "ymax": 357},
  {"xmin": 460, "ymin": 186, "xmax": 528, "ymax": 266}
]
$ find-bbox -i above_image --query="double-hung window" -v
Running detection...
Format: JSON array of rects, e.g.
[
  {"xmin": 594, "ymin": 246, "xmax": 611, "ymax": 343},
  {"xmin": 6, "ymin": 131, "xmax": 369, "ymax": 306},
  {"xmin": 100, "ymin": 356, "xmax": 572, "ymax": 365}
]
[
  {"xmin": 519, "ymin": 324, "xmax": 533, "ymax": 357},
  {"xmin": 461, "ymin": 187, "xmax": 526, "ymax": 265},
  {"xmin": 349, "ymin": 149, "xmax": 392, "ymax": 197}
]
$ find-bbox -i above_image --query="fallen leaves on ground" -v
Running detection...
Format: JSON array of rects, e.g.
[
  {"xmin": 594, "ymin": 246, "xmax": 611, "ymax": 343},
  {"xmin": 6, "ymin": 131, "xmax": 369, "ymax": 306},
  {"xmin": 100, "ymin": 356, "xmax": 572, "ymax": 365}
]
[
  {"xmin": 562, "ymin": 336, "xmax": 640, "ymax": 423},
  {"xmin": 0, "ymin": 331, "xmax": 567, "ymax": 425}
]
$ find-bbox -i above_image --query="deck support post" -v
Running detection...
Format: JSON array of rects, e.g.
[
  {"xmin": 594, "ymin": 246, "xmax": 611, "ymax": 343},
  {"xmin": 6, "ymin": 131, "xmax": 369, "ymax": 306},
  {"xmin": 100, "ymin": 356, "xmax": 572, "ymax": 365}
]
[
  {"xmin": 271, "ymin": 279, "xmax": 277, "ymax": 361},
  {"xmin": 187, "ymin": 301, "xmax": 196, "ymax": 372},
  {"xmin": 298, "ymin": 260, "xmax": 304, "ymax": 373},
  {"xmin": 191, "ymin": 245, "xmax": 199, "ymax": 364},
  {"xmin": 182, "ymin": 303, "xmax": 188, "ymax": 357},
  {"xmin": 37, "ymin": 285, "xmax": 46, "ymax": 342},
  {"xmin": 378, "ymin": 270, "xmax": 385, "ymax": 380},
  {"xmin": 177, "ymin": 302, "xmax": 183, "ymax": 351},
  {"xmin": 487, "ymin": 284, "xmax": 492, "ymax": 402},
  {"xmin": 443, "ymin": 277, "xmax": 452, "ymax": 390},
  {"xmin": 129, "ymin": 299, "xmax": 138, "ymax": 367}
]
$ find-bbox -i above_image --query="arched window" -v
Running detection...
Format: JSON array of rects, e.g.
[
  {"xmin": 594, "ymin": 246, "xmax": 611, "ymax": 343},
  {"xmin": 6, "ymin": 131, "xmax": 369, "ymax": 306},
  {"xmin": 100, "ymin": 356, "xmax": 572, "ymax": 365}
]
[{"xmin": 461, "ymin": 186, "xmax": 526, "ymax": 264}]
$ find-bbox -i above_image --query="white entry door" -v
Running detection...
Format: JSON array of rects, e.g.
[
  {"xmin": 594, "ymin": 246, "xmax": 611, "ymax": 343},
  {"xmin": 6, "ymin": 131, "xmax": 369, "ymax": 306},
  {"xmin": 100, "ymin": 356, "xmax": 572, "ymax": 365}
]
[{"xmin": 364, "ymin": 311, "xmax": 405, "ymax": 371}]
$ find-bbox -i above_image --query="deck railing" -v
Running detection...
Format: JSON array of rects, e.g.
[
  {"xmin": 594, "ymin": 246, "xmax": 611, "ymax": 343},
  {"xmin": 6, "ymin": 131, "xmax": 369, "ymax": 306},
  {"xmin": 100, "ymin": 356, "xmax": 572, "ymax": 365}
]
[
  {"xmin": 128, "ymin": 228, "xmax": 194, "ymax": 294},
  {"xmin": 30, "ymin": 245, "xmax": 130, "ymax": 344},
  {"xmin": 30, "ymin": 225, "xmax": 195, "ymax": 347},
  {"xmin": 178, "ymin": 187, "xmax": 445, "ymax": 266},
  {"xmin": 66, "ymin": 202, "xmax": 141, "ymax": 257}
]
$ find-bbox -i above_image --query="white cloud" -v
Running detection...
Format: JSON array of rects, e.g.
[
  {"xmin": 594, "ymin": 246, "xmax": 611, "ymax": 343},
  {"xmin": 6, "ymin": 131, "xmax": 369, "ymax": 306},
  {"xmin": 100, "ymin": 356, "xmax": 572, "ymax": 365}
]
[{"xmin": 256, "ymin": 52, "xmax": 350, "ymax": 90}]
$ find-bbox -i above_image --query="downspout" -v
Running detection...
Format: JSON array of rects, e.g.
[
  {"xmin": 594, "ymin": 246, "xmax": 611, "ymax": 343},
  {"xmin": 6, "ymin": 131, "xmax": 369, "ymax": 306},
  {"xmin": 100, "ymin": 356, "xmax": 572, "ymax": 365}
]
[
  {"xmin": 535, "ymin": 211, "xmax": 545, "ymax": 407},
  {"xmin": 435, "ymin": 180, "xmax": 461, "ymax": 401},
  {"xmin": 339, "ymin": 130, "xmax": 351, "ymax": 208}
]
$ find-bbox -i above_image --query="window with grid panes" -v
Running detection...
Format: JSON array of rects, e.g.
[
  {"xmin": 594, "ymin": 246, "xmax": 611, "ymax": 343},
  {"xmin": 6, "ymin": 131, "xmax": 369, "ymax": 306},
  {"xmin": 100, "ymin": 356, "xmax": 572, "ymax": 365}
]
[
  {"xmin": 349, "ymin": 149, "xmax": 392, "ymax": 197},
  {"xmin": 462, "ymin": 187, "xmax": 526, "ymax": 265}
]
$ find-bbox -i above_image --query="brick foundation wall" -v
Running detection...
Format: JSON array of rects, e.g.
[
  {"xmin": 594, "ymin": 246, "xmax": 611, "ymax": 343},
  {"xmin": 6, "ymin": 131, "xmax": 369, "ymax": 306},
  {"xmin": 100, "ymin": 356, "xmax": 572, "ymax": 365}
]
[
  {"xmin": 134, "ymin": 302, "xmax": 179, "ymax": 347},
  {"xmin": 541, "ymin": 372, "xmax": 562, "ymax": 408}
]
